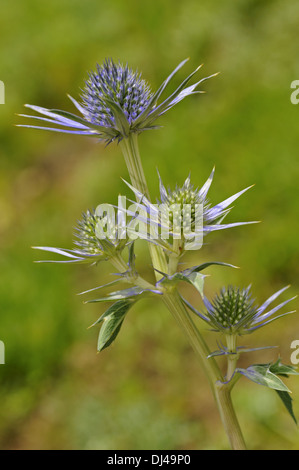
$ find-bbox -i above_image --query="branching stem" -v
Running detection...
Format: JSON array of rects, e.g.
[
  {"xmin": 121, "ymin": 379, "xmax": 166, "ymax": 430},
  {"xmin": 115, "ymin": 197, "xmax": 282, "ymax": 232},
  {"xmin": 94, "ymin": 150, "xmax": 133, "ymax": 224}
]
[{"xmin": 118, "ymin": 132, "xmax": 246, "ymax": 450}]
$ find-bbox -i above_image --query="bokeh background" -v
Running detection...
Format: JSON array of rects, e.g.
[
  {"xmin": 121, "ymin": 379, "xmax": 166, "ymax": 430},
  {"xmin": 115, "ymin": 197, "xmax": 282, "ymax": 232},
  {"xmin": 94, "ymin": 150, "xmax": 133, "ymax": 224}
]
[{"xmin": 1, "ymin": 0, "xmax": 299, "ymax": 450}]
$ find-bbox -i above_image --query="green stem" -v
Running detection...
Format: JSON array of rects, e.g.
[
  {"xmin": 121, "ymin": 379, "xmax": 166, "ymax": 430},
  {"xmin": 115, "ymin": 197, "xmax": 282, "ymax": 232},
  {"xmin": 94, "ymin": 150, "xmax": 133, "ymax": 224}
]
[
  {"xmin": 215, "ymin": 334, "xmax": 246, "ymax": 450},
  {"xmin": 168, "ymin": 239, "xmax": 181, "ymax": 276},
  {"xmin": 215, "ymin": 381, "xmax": 246, "ymax": 450},
  {"xmin": 118, "ymin": 132, "xmax": 246, "ymax": 450},
  {"xmin": 163, "ymin": 289, "xmax": 221, "ymax": 392},
  {"xmin": 119, "ymin": 134, "xmax": 168, "ymax": 278},
  {"xmin": 111, "ymin": 253, "xmax": 157, "ymax": 291},
  {"xmin": 225, "ymin": 334, "xmax": 239, "ymax": 382},
  {"xmin": 119, "ymin": 132, "xmax": 150, "ymax": 199}
]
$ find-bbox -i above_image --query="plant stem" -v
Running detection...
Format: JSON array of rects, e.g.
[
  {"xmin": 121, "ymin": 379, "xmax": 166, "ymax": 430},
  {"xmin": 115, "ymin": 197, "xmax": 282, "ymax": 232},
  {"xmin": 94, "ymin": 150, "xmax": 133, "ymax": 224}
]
[
  {"xmin": 162, "ymin": 289, "xmax": 221, "ymax": 392},
  {"xmin": 119, "ymin": 132, "xmax": 150, "ymax": 199},
  {"xmin": 215, "ymin": 382, "xmax": 246, "ymax": 450},
  {"xmin": 225, "ymin": 334, "xmax": 239, "ymax": 382},
  {"xmin": 119, "ymin": 134, "xmax": 168, "ymax": 278},
  {"xmin": 168, "ymin": 239, "xmax": 181, "ymax": 276},
  {"xmin": 214, "ymin": 334, "xmax": 246, "ymax": 450},
  {"xmin": 118, "ymin": 132, "xmax": 246, "ymax": 450},
  {"xmin": 111, "ymin": 253, "xmax": 157, "ymax": 291}
]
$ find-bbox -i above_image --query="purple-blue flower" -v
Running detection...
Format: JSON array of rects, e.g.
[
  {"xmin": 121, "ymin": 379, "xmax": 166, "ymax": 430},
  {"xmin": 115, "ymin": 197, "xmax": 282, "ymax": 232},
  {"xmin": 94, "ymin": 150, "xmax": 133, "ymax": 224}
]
[{"xmin": 17, "ymin": 58, "xmax": 216, "ymax": 144}]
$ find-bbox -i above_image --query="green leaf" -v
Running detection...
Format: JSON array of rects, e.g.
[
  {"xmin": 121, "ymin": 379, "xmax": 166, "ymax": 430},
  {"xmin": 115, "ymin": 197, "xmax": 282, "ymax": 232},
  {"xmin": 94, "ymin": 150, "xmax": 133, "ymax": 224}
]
[
  {"xmin": 237, "ymin": 361, "xmax": 299, "ymax": 424},
  {"xmin": 269, "ymin": 358, "xmax": 299, "ymax": 377},
  {"xmin": 158, "ymin": 261, "xmax": 236, "ymax": 296},
  {"xmin": 183, "ymin": 261, "xmax": 238, "ymax": 274},
  {"xmin": 184, "ymin": 271, "xmax": 205, "ymax": 297},
  {"xmin": 158, "ymin": 270, "xmax": 205, "ymax": 296},
  {"xmin": 275, "ymin": 390, "xmax": 297, "ymax": 425},
  {"xmin": 236, "ymin": 364, "xmax": 291, "ymax": 392},
  {"xmin": 96, "ymin": 299, "xmax": 133, "ymax": 352}
]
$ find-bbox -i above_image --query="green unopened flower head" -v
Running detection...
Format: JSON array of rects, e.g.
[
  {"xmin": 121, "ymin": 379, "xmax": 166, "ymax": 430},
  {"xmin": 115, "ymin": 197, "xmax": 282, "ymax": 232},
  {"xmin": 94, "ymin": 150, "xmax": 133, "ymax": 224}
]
[
  {"xmin": 205, "ymin": 286, "xmax": 257, "ymax": 334},
  {"xmin": 200, "ymin": 285, "xmax": 296, "ymax": 336},
  {"xmin": 75, "ymin": 208, "xmax": 122, "ymax": 256},
  {"xmin": 33, "ymin": 208, "xmax": 127, "ymax": 265},
  {"xmin": 124, "ymin": 168, "xmax": 256, "ymax": 254},
  {"xmin": 159, "ymin": 174, "xmax": 201, "ymax": 232}
]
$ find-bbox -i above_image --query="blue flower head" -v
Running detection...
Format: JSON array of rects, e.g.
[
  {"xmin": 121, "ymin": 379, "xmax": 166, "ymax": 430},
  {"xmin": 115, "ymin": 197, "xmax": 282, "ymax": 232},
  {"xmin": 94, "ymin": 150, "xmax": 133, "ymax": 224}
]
[
  {"xmin": 17, "ymin": 58, "xmax": 217, "ymax": 143},
  {"xmin": 81, "ymin": 59, "xmax": 153, "ymax": 128}
]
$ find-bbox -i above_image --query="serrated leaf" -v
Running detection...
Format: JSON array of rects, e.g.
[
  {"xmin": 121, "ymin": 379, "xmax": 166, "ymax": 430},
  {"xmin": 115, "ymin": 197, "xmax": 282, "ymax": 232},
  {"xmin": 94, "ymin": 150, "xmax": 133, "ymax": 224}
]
[
  {"xmin": 96, "ymin": 299, "xmax": 133, "ymax": 351},
  {"xmin": 236, "ymin": 364, "xmax": 290, "ymax": 392}
]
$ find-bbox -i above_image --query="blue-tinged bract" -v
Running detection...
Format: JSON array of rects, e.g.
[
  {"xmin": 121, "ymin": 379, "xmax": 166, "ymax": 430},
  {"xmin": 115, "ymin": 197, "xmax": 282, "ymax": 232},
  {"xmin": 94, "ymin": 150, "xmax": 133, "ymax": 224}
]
[
  {"xmin": 200, "ymin": 285, "xmax": 296, "ymax": 335},
  {"xmin": 17, "ymin": 58, "xmax": 217, "ymax": 144},
  {"xmin": 33, "ymin": 208, "xmax": 127, "ymax": 265},
  {"xmin": 123, "ymin": 168, "xmax": 257, "ymax": 255}
]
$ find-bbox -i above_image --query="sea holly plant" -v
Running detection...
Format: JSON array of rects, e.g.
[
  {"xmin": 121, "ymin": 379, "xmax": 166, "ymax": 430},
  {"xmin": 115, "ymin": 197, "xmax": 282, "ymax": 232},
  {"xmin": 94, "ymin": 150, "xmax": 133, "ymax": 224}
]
[{"xmin": 19, "ymin": 58, "xmax": 298, "ymax": 450}]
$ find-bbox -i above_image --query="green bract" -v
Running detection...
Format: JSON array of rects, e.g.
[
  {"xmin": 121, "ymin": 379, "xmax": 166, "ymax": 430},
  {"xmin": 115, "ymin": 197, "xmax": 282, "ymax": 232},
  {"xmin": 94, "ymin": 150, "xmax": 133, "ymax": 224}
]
[
  {"xmin": 33, "ymin": 208, "xmax": 127, "ymax": 265},
  {"xmin": 200, "ymin": 285, "xmax": 296, "ymax": 335}
]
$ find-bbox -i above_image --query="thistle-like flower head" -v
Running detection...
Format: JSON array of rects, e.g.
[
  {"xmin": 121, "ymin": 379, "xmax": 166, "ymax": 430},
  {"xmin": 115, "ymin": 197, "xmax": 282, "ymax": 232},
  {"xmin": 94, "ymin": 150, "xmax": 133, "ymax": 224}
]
[
  {"xmin": 158, "ymin": 174, "xmax": 201, "ymax": 232},
  {"xmin": 200, "ymin": 285, "xmax": 296, "ymax": 335},
  {"xmin": 81, "ymin": 59, "xmax": 153, "ymax": 129},
  {"xmin": 124, "ymin": 167, "xmax": 257, "ymax": 254},
  {"xmin": 17, "ymin": 58, "xmax": 217, "ymax": 144},
  {"xmin": 33, "ymin": 208, "xmax": 127, "ymax": 265}
]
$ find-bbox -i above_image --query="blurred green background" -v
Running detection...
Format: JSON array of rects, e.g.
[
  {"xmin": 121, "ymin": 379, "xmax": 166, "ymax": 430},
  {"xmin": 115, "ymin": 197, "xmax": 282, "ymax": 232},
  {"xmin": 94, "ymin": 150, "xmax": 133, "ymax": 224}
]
[{"xmin": 1, "ymin": 0, "xmax": 299, "ymax": 450}]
